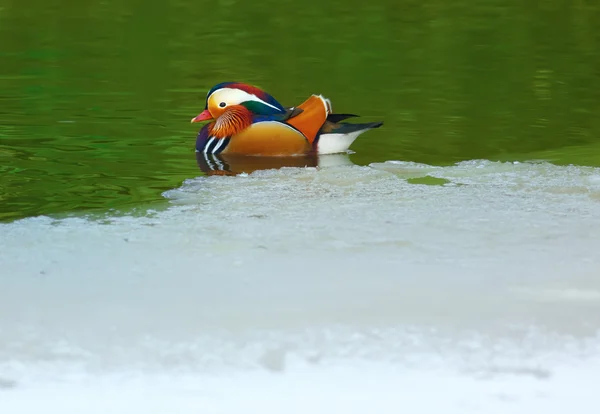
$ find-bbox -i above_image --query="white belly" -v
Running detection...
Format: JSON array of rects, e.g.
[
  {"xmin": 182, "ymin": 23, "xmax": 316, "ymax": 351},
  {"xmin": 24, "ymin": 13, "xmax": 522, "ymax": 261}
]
[{"xmin": 317, "ymin": 131, "xmax": 364, "ymax": 154}]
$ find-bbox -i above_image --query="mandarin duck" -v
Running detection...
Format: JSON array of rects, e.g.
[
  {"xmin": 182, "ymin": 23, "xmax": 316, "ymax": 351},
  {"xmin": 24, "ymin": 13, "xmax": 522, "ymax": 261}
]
[{"xmin": 191, "ymin": 82, "xmax": 383, "ymax": 157}]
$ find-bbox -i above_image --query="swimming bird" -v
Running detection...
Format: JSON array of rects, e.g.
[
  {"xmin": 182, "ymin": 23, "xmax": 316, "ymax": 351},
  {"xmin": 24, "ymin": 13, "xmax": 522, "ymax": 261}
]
[{"xmin": 191, "ymin": 82, "xmax": 383, "ymax": 156}]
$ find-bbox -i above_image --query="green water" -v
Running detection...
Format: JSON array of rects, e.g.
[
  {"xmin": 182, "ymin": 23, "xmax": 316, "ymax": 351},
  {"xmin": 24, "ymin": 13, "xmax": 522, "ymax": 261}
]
[{"xmin": 1, "ymin": 0, "xmax": 599, "ymax": 221}]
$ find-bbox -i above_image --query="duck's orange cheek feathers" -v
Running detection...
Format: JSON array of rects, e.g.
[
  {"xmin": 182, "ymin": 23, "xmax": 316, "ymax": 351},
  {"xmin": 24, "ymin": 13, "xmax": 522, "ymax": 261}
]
[{"xmin": 210, "ymin": 106, "xmax": 253, "ymax": 138}]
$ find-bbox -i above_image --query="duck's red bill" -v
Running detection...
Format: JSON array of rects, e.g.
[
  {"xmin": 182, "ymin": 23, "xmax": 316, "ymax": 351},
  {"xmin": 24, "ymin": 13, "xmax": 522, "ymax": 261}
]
[{"xmin": 191, "ymin": 110, "xmax": 213, "ymax": 123}]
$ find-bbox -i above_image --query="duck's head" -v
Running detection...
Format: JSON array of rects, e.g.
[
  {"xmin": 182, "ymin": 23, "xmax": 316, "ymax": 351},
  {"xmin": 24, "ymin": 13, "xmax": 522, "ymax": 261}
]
[{"xmin": 191, "ymin": 82, "xmax": 285, "ymax": 124}]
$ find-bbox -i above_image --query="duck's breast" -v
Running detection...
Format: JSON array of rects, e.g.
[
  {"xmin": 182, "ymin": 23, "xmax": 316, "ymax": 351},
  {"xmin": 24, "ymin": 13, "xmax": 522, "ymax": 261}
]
[{"xmin": 223, "ymin": 121, "xmax": 311, "ymax": 156}]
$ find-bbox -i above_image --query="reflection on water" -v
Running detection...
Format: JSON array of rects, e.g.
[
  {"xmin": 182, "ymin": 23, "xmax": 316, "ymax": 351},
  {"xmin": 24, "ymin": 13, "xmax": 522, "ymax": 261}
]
[
  {"xmin": 197, "ymin": 152, "xmax": 319, "ymax": 176},
  {"xmin": 196, "ymin": 152, "xmax": 359, "ymax": 176},
  {"xmin": 1, "ymin": 0, "xmax": 600, "ymax": 221}
]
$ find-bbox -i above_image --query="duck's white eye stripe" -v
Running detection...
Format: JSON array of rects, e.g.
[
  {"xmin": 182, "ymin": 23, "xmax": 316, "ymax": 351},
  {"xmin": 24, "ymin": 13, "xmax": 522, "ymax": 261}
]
[{"xmin": 208, "ymin": 88, "xmax": 282, "ymax": 112}]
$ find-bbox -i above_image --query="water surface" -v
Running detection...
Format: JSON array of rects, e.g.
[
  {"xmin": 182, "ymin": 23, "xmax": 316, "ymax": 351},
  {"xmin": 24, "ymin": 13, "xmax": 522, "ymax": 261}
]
[{"xmin": 1, "ymin": 0, "xmax": 600, "ymax": 220}]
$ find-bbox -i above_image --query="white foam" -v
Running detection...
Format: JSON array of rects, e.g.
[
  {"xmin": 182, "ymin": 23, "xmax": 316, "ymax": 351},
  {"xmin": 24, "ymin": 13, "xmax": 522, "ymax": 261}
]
[
  {"xmin": 1, "ymin": 356, "xmax": 599, "ymax": 414},
  {"xmin": 1, "ymin": 334, "xmax": 600, "ymax": 414},
  {"xmin": 2, "ymin": 159, "xmax": 600, "ymax": 412}
]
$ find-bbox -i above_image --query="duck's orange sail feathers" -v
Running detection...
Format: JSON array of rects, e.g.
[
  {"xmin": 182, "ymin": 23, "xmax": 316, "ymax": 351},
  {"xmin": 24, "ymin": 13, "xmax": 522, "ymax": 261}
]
[{"xmin": 285, "ymin": 95, "xmax": 331, "ymax": 144}]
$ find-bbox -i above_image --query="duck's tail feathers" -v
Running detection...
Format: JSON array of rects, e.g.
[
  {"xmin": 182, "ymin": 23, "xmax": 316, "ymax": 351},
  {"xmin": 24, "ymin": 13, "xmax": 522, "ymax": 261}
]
[
  {"xmin": 329, "ymin": 121, "xmax": 383, "ymax": 134},
  {"xmin": 315, "ymin": 120, "xmax": 383, "ymax": 155},
  {"xmin": 326, "ymin": 113, "xmax": 360, "ymax": 123}
]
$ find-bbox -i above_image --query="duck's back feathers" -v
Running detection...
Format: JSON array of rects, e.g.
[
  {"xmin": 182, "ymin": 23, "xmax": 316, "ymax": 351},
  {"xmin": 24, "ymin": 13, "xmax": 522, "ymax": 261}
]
[{"xmin": 252, "ymin": 106, "xmax": 304, "ymax": 124}]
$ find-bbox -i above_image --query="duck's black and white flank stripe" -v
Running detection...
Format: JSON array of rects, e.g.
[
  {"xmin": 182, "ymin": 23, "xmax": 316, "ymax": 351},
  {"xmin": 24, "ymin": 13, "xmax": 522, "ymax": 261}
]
[
  {"xmin": 195, "ymin": 123, "xmax": 230, "ymax": 155},
  {"xmin": 201, "ymin": 136, "xmax": 230, "ymax": 155}
]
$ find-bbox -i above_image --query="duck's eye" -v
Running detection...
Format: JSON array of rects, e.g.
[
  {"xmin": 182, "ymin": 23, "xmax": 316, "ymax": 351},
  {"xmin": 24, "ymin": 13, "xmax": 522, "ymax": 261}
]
[{"xmin": 219, "ymin": 102, "xmax": 226, "ymax": 108}]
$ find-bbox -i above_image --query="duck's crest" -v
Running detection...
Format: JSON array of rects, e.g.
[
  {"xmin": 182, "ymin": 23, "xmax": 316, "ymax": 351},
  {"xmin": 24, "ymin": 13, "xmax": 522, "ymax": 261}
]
[{"xmin": 206, "ymin": 81, "xmax": 285, "ymax": 112}]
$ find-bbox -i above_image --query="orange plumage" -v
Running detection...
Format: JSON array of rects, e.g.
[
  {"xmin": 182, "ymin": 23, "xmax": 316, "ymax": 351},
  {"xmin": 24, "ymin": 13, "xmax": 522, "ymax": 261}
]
[
  {"xmin": 192, "ymin": 82, "xmax": 382, "ymax": 157},
  {"xmin": 285, "ymin": 95, "xmax": 330, "ymax": 145}
]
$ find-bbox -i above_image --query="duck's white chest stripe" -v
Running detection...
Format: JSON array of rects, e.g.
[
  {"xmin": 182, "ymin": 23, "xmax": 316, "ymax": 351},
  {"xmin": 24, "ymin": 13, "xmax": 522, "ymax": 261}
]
[
  {"xmin": 203, "ymin": 137, "xmax": 215, "ymax": 154},
  {"xmin": 203, "ymin": 136, "xmax": 230, "ymax": 155},
  {"xmin": 212, "ymin": 137, "xmax": 227, "ymax": 153}
]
